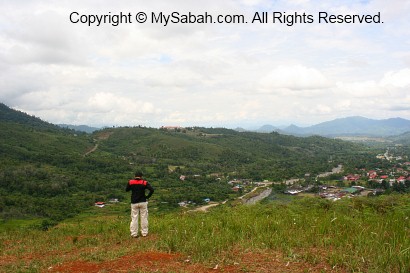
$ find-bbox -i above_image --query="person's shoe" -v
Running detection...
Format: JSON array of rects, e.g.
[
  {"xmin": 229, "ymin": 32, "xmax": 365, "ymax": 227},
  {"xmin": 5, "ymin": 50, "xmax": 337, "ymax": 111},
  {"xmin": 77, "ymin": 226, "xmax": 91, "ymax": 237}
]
[
  {"xmin": 131, "ymin": 234, "xmax": 139, "ymax": 238},
  {"xmin": 141, "ymin": 234, "xmax": 148, "ymax": 237}
]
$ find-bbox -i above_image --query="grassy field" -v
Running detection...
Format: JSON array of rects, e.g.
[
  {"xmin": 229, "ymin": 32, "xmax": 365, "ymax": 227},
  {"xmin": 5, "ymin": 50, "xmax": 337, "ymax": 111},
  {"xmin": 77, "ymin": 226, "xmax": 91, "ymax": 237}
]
[{"xmin": 1, "ymin": 194, "xmax": 409, "ymax": 272}]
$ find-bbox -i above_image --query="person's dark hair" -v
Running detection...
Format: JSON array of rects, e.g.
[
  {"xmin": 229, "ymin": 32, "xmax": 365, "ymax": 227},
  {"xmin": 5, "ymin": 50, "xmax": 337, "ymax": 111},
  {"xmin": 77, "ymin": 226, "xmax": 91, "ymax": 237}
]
[{"xmin": 135, "ymin": 171, "xmax": 143, "ymax": 177}]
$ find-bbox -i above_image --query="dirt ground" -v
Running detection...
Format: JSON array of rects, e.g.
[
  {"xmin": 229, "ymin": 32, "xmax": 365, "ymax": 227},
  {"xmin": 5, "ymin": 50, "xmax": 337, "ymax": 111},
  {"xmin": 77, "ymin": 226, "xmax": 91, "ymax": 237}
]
[{"xmin": 44, "ymin": 249, "xmax": 344, "ymax": 273}]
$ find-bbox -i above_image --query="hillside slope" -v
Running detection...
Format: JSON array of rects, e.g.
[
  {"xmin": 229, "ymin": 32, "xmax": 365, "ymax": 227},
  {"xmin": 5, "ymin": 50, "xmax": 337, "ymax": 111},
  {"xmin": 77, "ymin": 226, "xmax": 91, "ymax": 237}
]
[
  {"xmin": 388, "ymin": 131, "xmax": 410, "ymax": 145},
  {"xmin": 0, "ymin": 102, "xmax": 61, "ymax": 131},
  {"xmin": 94, "ymin": 126, "xmax": 364, "ymax": 180}
]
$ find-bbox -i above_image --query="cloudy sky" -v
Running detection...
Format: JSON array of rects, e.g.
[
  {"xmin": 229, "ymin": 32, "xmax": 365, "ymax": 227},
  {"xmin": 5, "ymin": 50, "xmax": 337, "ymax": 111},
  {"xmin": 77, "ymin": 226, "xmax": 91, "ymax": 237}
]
[{"xmin": 1, "ymin": 0, "xmax": 410, "ymax": 128}]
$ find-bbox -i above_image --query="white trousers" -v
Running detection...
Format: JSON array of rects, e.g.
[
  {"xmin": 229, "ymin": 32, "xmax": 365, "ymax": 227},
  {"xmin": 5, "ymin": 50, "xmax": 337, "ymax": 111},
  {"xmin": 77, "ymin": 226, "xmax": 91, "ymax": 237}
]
[{"xmin": 130, "ymin": 202, "xmax": 149, "ymax": 237}]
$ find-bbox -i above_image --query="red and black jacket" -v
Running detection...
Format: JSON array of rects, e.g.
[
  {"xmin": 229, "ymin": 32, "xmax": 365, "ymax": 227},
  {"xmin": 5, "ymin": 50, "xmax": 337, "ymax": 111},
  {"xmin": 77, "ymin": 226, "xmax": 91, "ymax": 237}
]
[{"xmin": 126, "ymin": 178, "xmax": 154, "ymax": 204}]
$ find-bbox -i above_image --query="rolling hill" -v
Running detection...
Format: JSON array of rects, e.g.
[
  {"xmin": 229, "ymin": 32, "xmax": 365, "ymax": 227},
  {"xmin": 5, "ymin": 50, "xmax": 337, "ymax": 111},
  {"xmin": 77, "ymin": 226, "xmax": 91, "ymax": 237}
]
[{"xmin": 0, "ymin": 103, "xmax": 370, "ymax": 220}]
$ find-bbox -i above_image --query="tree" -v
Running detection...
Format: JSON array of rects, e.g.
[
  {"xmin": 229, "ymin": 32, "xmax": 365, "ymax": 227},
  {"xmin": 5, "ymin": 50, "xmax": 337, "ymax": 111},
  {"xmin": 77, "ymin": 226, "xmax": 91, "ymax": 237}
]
[{"xmin": 381, "ymin": 180, "xmax": 390, "ymax": 190}]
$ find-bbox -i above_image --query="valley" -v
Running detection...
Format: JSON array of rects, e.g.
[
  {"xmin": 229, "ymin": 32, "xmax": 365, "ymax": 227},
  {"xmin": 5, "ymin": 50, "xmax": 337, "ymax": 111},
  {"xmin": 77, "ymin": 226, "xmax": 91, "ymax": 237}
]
[
  {"xmin": 1, "ymin": 102, "xmax": 410, "ymax": 219},
  {"xmin": 0, "ymin": 103, "xmax": 409, "ymax": 272}
]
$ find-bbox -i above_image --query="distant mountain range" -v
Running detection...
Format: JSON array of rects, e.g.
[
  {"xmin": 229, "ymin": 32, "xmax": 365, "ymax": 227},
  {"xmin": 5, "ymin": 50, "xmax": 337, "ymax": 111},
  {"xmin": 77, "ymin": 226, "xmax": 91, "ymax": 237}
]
[
  {"xmin": 58, "ymin": 124, "xmax": 100, "ymax": 133},
  {"xmin": 250, "ymin": 116, "xmax": 410, "ymax": 137},
  {"xmin": 2, "ymin": 102, "xmax": 410, "ymax": 137}
]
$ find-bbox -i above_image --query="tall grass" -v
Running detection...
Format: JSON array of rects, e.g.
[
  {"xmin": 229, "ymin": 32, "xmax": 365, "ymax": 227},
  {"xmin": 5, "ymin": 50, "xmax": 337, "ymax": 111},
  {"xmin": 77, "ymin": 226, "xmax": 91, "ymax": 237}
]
[
  {"xmin": 1, "ymin": 195, "xmax": 409, "ymax": 272},
  {"xmin": 152, "ymin": 195, "xmax": 409, "ymax": 272}
]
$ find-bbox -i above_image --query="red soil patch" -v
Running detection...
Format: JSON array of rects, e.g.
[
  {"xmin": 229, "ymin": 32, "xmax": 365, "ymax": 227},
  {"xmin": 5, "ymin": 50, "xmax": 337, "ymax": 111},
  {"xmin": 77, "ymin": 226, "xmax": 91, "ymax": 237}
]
[
  {"xmin": 48, "ymin": 251, "xmax": 214, "ymax": 273},
  {"xmin": 0, "ymin": 255, "xmax": 19, "ymax": 267},
  {"xmin": 95, "ymin": 131, "xmax": 113, "ymax": 140},
  {"xmin": 2, "ymin": 233, "xmax": 344, "ymax": 272},
  {"xmin": 47, "ymin": 249, "xmax": 345, "ymax": 273}
]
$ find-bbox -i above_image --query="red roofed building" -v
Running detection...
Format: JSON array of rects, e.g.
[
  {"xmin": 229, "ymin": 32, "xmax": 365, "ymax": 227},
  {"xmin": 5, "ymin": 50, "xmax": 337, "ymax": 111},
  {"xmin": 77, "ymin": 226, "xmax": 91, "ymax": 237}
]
[
  {"xmin": 344, "ymin": 174, "xmax": 360, "ymax": 182},
  {"xmin": 367, "ymin": 170, "xmax": 378, "ymax": 179},
  {"xmin": 397, "ymin": 176, "xmax": 406, "ymax": 183},
  {"xmin": 95, "ymin": 202, "xmax": 105, "ymax": 208}
]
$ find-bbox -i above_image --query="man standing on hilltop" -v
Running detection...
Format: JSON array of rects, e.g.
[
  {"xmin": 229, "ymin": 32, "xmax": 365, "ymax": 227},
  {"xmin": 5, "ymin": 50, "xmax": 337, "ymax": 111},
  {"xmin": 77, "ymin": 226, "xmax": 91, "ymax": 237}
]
[{"xmin": 126, "ymin": 171, "xmax": 154, "ymax": 238}]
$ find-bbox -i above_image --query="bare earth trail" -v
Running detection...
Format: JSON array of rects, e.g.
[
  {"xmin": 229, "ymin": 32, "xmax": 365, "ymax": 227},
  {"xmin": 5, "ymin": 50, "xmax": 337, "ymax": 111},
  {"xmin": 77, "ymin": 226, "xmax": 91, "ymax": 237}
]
[
  {"xmin": 188, "ymin": 202, "xmax": 221, "ymax": 212},
  {"xmin": 84, "ymin": 143, "xmax": 99, "ymax": 156},
  {"xmin": 317, "ymin": 164, "xmax": 343, "ymax": 178},
  {"xmin": 83, "ymin": 131, "xmax": 113, "ymax": 156},
  {"xmin": 188, "ymin": 186, "xmax": 269, "ymax": 213}
]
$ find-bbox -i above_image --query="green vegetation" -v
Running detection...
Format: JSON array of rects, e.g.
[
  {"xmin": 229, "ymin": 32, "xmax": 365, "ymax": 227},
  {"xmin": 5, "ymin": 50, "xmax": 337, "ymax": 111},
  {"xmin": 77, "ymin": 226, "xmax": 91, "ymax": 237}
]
[
  {"xmin": 156, "ymin": 195, "xmax": 410, "ymax": 272},
  {"xmin": 1, "ymin": 103, "xmax": 375, "ymax": 221},
  {"xmin": 1, "ymin": 195, "xmax": 408, "ymax": 272},
  {"xmin": 1, "ymin": 103, "xmax": 410, "ymax": 272}
]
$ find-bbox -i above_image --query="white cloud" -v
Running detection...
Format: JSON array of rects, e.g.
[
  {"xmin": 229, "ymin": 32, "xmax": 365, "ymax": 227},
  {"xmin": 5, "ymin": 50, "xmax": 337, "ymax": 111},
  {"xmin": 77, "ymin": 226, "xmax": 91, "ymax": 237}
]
[
  {"xmin": 380, "ymin": 69, "xmax": 410, "ymax": 88},
  {"xmin": 260, "ymin": 65, "xmax": 331, "ymax": 91},
  {"xmin": 0, "ymin": 0, "xmax": 409, "ymax": 127},
  {"xmin": 88, "ymin": 92, "xmax": 157, "ymax": 114},
  {"xmin": 335, "ymin": 81, "xmax": 382, "ymax": 98}
]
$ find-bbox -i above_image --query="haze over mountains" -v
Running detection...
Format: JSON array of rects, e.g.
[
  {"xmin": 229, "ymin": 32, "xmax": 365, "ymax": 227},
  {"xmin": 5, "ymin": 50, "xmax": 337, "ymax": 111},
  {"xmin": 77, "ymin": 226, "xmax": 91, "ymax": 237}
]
[
  {"xmin": 247, "ymin": 116, "xmax": 410, "ymax": 137},
  {"xmin": 58, "ymin": 124, "xmax": 100, "ymax": 134}
]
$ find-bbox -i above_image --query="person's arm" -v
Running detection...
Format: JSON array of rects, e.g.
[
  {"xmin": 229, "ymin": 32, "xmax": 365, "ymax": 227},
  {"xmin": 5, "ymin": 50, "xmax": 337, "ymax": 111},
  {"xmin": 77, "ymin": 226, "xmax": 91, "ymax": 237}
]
[
  {"xmin": 145, "ymin": 182, "xmax": 154, "ymax": 199},
  {"xmin": 125, "ymin": 181, "xmax": 131, "ymax": 192}
]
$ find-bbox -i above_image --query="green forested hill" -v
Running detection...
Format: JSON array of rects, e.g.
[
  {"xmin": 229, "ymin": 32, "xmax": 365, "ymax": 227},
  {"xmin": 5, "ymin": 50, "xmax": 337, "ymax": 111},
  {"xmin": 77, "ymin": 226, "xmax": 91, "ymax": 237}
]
[
  {"xmin": 0, "ymin": 123, "xmax": 91, "ymax": 163},
  {"xmin": 388, "ymin": 131, "xmax": 410, "ymax": 145},
  {"xmin": 96, "ymin": 126, "xmax": 366, "ymax": 180},
  {"xmin": 0, "ymin": 103, "xmax": 62, "ymax": 131},
  {"xmin": 0, "ymin": 104, "xmax": 372, "ymax": 221}
]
